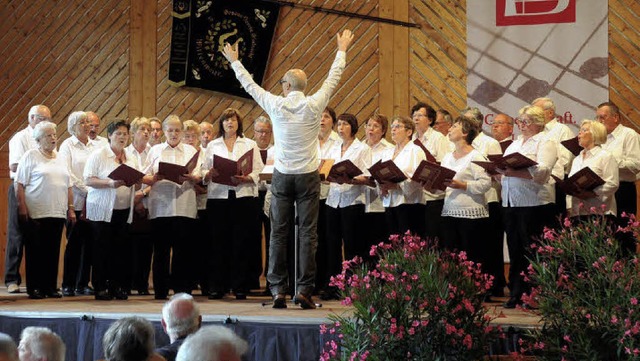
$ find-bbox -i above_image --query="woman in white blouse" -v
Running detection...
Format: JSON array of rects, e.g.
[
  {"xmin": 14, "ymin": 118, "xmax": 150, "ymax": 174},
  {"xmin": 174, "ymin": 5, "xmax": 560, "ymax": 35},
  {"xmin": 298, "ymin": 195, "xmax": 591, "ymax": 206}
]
[
  {"xmin": 16, "ymin": 121, "xmax": 75, "ymax": 299},
  {"xmin": 440, "ymin": 117, "xmax": 492, "ymax": 266},
  {"xmin": 500, "ymin": 105, "xmax": 558, "ymax": 309},
  {"xmin": 84, "ymin": 121, "xmax": 137, "ymax": 301},
  {"xmin": 203, "ymin": 108, "xmax": 264, "ymax": 300},
  {"xmin": 379, "ymin": 116, "xmax": 426, "ymax": 236},
  {"xmin": 322, "ymin": 113, "xmax": 371, "ymax": 300},
  {"xmin": 143, "ymin": 115, "xmax": 201, "ymax": 300},
  {"xmin": 567, "ymin": 120, "xmax": 619, "ymax": 218},
  {"xmin": 57, "ymin": 111, "xmax": 96, "ymax": 297}
]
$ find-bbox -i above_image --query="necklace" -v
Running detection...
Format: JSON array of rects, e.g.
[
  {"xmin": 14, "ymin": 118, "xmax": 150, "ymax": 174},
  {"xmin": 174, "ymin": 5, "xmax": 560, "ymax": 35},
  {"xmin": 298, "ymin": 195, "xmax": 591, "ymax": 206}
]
[{"xmin": 39, "ymin": 149, "xmax": 54, "ymax": 159}]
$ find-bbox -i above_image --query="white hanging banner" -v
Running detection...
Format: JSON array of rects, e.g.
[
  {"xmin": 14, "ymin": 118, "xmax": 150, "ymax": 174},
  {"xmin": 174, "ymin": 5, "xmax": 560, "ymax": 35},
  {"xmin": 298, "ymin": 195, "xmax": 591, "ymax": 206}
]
[{"xmin": 467, "ymin": 0, "xmax": 608, "ymax": 135}]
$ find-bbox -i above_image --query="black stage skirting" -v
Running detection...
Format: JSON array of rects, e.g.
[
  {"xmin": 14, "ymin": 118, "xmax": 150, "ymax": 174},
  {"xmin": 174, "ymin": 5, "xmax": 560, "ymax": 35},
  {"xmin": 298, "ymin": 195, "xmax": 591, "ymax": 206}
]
[{"xmin": 0, "ymin": 313, "xmax": 526, "ymax": 360}]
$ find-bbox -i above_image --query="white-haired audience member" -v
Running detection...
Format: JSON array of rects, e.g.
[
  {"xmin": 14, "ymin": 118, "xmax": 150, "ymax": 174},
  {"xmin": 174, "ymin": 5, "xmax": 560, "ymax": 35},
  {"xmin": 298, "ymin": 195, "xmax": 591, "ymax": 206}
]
[
  {"xmin": 18, "ymin": 327, "xmax": 65, "ymax": 361},
  {"xmin": 157, "ymin": 293, "xmax": 202, "ymax": 361},
  {"xmin": 103, "ymin": 317, "xmax": 164, "ymax": 361},
  {"xmin": 175, "ymin": 326, "xmax": 247, "ymax": 361},
  {"xmin": 0, "ymin": 333, "xmax": 18, "ymax": 361}
]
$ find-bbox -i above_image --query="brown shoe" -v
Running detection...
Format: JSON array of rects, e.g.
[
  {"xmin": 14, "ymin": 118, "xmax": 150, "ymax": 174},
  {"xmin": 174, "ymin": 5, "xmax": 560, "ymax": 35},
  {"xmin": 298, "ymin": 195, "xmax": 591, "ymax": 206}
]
[
  {"xmin": 294, "ymin": 293, "xmax": 316, "ymax": 310},
  {"xmin": 273, "ymin": 293, "xmax": 287, "ymax": 309}
]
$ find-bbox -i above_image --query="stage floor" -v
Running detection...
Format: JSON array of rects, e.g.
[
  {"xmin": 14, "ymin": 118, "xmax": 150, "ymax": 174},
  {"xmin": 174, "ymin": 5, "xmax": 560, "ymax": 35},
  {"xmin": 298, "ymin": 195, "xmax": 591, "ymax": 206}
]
[{"xmin": 0, "ymin": 286, "xmax": 541, "ymax": 328}]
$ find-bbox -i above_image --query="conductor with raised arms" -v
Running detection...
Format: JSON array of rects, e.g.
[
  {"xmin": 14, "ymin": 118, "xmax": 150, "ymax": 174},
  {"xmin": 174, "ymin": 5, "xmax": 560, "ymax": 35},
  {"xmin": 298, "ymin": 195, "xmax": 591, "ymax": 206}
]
[{"xmin": 222, "ymin": 29, "xmax": 354, "ymax": 309}]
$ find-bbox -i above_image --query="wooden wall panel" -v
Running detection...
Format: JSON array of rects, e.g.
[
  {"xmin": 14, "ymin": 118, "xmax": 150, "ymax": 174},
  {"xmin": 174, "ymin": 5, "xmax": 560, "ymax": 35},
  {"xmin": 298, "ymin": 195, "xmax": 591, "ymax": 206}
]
[{"xmin": 155, "ymin": 0, "xmax": 380, "ymax": 139}]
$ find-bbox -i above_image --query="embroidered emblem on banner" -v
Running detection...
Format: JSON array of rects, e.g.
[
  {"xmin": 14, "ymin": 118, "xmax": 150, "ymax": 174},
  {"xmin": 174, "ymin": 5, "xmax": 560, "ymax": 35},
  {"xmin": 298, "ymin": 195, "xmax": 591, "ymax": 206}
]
[
  {"xmin": 168, "ymin": 0, "xmax": 280, "ymax": 99},
  {"xmin": 496, "ymin": 0, "xmax": 576, "ymax": 26}
]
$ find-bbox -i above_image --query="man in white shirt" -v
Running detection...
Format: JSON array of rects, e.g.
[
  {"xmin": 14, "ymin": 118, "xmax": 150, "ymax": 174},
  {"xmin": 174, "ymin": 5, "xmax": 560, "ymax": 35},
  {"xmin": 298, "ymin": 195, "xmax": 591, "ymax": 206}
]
[
  {"xmin": 252, "ymin": 116, "xmax": 273, "ymax": 295},
  {"xmin": 5, "ymin": 105, "xmax": 51, "ymax": 294},
  {"xmin": 222, "ymin": 29, "xmax": 354, "ymax": 309},
  {"xmin": 87, "ymin": 111, "xmax": 109, "ymax": 148},
  {"xmin": 532, "ymin": 97, "xmax": 574, "ymax": 218},
  {"xmin": 199, "ymin": 121, "xmax": 215, "ymax": 150},
  {"xmin": 596, "ymin": 101, "xmax": 640, "ymax": 254},
  {"xmin": 150, "ymin": 117, "xmax": 164, "ymax": 146}
]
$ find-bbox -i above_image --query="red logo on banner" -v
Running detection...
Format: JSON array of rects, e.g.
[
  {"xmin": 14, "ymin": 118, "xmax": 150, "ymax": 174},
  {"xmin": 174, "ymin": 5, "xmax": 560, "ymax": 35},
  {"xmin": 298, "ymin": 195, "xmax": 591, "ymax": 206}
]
[{"xmin": 496, "ymin": 0, "xmax": 576, "ymax": 26}]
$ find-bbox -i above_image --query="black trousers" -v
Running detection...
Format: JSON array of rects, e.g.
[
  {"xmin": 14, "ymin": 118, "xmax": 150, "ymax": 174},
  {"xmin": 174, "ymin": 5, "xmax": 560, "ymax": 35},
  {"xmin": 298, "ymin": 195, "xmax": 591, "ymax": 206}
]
[
  {"xmin": 152, "ymin": 216, "xmax": 195, "ymax": 296},
  {"xmin": 5, "ymin": 182, "xmax": 24, "ymax": 286},
  {"xmin": 424, "ymin": 199, "xmax": 444, "ymax": 243},
  {"xmin": 62, "ymin": 211, "xmax": 92, "ymax": 290},
  {"xmin": 91, "ymin": 209, "xmax": 130, "ymax": 292},
  {"xmin": 206, "ymin": 195, "xmax": 259, "ymax": 294},
  {"xmin": 486, "ymin": 202, "xmax": 506, "ymax": 291},
  {"xmin": 130, "ymin": 210, "xmax": 153, "ymax": 292},
  {"xmin": 503, "ymin": 204, "xmax": 555, "ymax": 299},
  {"xmin": 615, "ymin": 181, "xmax": 637, "ymax": 255},
  {"xmin": 23, "ymin": 217, "xmax": 65, "ymax": 294},
  {"xmin": 441, "ymin": 216, "xmax": 490, "ymax": 269},
  {"xmin": 363, "ymin": 211, "xmax": 389, "ymax": 252},
  {"xmin": 247, "ymin": 196, "xmax": 264, "ymax": 289},
  {"xmin": 385, "ymin": 203, "xmax": 425, "ymax": 238}
]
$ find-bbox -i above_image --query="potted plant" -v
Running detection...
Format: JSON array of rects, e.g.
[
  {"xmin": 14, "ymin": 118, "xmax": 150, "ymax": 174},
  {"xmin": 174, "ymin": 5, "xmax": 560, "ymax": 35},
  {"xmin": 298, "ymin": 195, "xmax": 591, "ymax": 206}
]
[
  {"xmin": 518, "ymin": 211, "xmax": 640, "ymax": 360},
  {"xmin": 320, "ymin": 232, "xmax": 504, "ymax": 360}
]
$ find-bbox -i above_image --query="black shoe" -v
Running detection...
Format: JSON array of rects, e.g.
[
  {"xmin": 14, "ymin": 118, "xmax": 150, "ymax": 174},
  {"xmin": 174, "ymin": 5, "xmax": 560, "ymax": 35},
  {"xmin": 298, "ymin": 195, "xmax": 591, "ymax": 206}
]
[
  {"xmin": 62, "ymin": 287, "xmax": 75, "ymax": 297},
  {"xmin": 95, "ymin": 290, "xmax": 113, "ymax": 301},
  {"xmin": 28, "ymin": 289, "xmax": 45, "ymax": 300},
  {"xmin": 503, "ymin": 296, "xmax": 522, "ymax": 309},
  {"xmin": 235, "ymin": 291, "xmax": 247, "ymax": 300},
  {"xmin": 75, "ymin": 286, "xmax": 94, "ymax": 296},
  {"xmin": 47, "ymin": 291, "xmax": 63, "ymax": 298},
  {"xmin": 137, "ymin": 289, "xmax": 151, "ymax": 296},
  {"xmin": 272, "ymin": 294, "xmax": 287, "ymax": 309},
  {"xmin": 113, "ymin": 288, "xmax": 128, "ymax": 300},
  {"xmin": 319, "ymin": 289, "xmax": 341, "ymax": 301},
  {"xmin": 208, "ymin": 291, "xmax": 224, "ymax": 300},
  {"xmin": 154, "ymin": 293, "xmax": 168, "ymax": 300},
  {"xmin": 491, "ymin": 287, "xmax": 505, "ymax": 297},
  {"xmin": 294, "ymin": 293, "xmax": 317, "ymax": 310}
]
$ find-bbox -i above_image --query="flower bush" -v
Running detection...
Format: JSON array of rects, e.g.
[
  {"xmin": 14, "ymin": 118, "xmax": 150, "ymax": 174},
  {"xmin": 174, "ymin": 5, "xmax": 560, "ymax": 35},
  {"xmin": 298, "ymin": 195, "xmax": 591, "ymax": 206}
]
[
  {"xmin": 518, "ymin": 211, "xmax": 640, "ymax": 360},
  {"xmin": 319, "ymin": 232, "xmax": 503, "ymax": 360}
]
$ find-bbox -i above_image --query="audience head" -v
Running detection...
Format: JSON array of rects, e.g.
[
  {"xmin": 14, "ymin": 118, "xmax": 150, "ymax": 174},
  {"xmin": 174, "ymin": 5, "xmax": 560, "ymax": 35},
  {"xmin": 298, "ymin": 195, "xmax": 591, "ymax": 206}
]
[
  {"xmin": 175, "ymin": 326, "xmax": 247, "ymax": 361},
  {"xmin": 18, "ymin": 327, "xmax": 65, "ymax": 361},
  {"xmin": 163, "ymin": 115, "xmax": 183, "ymax": 147},
  {"xmin": 130, "ymin": 117, "xmax": 151, "ymax": 146},
  {"xmin": 531, "ymin": 97, "xmax": 556, "ymax": 124},
  {"xmin": 281, "ymin": 69, "xmax": 307, "ymax": 96},
  {"xmin": 149, "ymin": 117, "xmax": 164, "ymax": 146},
  {"xmin": 411, "ymin": 102, "xmax": 436, "ymax": 134},
  {"xmin": 336, "ymin": 113, "xmax": 358, "ymax": 139},
  {"xmin": 67, "ymin": 111, "xmax": 89, "ymax": 138},
  {"xmin": 86, "ymin": 111, "xmax": 101, "ymax": 140},
  {"xmin": 517, "ymin": 105, "xmax": 545, "ymax": 136},
  {"xmin": 217, "ymin": 108, "xmax": 244, "ymax": 138},
  {"xmin": 199, "ymin": 121, "xmax": 215, "ymax": 148},
  {"xmin": 28, "ymin": 105, "xmax": 52, "ymax": 128},
  {"xmin": 0, "ymin": 333, "xmax": 18, "ymax": 361},
  {"xmin": 253, "ymin": 116, "xmax": 272, "ymax": 149},
  {"xmin": 433, "ymin": 109, "xmax": 452, "ymax": 136},
  {"xmin": 103, "ymin": 317, "xmax": 155, "ymax": 361},
  {"xmin": 161, "ymin": 293, "xmax": 202, "ymax": 342},
  {"xmin": 596, "ymin": 101, "xmax": 621, "ymax": 134},
  {"xmin": 366, "ymin": 113, "xmax": 389, "ymax": 145},
  {"xmin": 491, "ymin": 113, "xmax": 514, "ymax": 142}
]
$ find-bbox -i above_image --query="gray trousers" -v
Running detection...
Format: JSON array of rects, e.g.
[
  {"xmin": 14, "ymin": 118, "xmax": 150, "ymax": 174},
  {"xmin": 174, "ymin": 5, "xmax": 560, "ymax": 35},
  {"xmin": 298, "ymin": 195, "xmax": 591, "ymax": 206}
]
[
  {"xmin": 5, "ymin": 182, "xmax": 24, "ymax": 286},
  {"xmin": 267, "ymin": 169, "xmax": 320, "ymax": 296}
]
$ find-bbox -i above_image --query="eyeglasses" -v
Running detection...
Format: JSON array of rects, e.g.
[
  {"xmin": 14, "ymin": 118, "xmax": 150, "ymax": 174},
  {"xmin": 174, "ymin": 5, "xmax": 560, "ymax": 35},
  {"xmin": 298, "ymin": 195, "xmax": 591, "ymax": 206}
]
[
  {"xmin": 412, "ymin": 113, "xmax": 427, "ymax": 118},
  {"xmin": 254, "ymin": 130, "xmax": 270, "ymax": 135},
  {"xmin": 34, "ymin": 115, "xmax": 52, "ymax": 122},
  {"xmin": 390, "ymin": 124, "xmax": 407, "ymax": 130},
  {"xmin": 366, "ymin": 123, "xmax": 382, "ymax": 129},
  {"xmin": 279, "ymin": 79, "xmax": 287, "ymax": 84},
  {"xmin": 516, "ymin": 117, "xmax": 533, "ymax": 126}
]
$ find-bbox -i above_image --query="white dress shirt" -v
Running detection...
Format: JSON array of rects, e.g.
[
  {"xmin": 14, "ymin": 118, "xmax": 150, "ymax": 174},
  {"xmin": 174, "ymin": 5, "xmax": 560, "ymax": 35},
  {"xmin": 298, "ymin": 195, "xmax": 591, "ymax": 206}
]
[
  {"xmin": 325, "ymin": 138, "xmax": 371, "ymax": 209},
  {"xmin": 601, "ymin": 124, "xmax": 640, "ymax": 182},
  {"xmin": 472, "ymin": 131, "xmax": 502, "ymax": 204},
  {"xmin": 380, "ymin": 142, "xmax": 426, "ymax": 208},
  {"xmin": 567, "ymin": 146, "xmax": 619, "ymax": 216},
  {"xmin": 544, "ymin": 119, "xmax": 575, "ymax": 175},
  {"xmin": 230, "ymin": 51, "xmax": 346, "ymax": 174},
  {"xmin": 414, "ymin": 127, "xmax": 448, "ymax": 201},
  {"xmin": 203, "ymin": 137, "xmax": 264, "ymax": 199},
  {"xmin": 501, "ymin": 132, "xmax": 558, "ymax": 207},
  {"xmin": 92, "ymin": 135, "xmax": 109, "ymax": 149},
  {"xmin": 84, "ymin": 146, "xmax": 137, "ymax": 223},
  {"xmin": 441, "ymin": 149, "xmax": 491, "ymax": 219},
  {"xmin": 58, "ymin": 136, "xmax": 99, "ymax": 211},
  {"xmin": 144, "ymin": 142, "xmax": 199, "ymax": 219},
  {"xmin": 15, "ymin": 149, "xmax": 70, "ymax": 219},
  {"xmin": 319, "ymin": 133, "xmax": 340, "ymax": 200},
  {"xmin": 8, "ymin": 126, "xmax": 38, "ymax": 179},
  {"xmin": 365, "ymin": 138, "xmax": 394, "ymax": 213}
]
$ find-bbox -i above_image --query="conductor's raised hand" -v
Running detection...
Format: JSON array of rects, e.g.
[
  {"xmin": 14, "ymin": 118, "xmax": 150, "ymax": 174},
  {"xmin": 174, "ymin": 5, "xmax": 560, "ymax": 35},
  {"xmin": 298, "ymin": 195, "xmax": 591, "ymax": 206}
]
[
  {"xmin": 222, "ymin": 42, "xmax": 239, "ymax": 63},
  {"xmin": 337, "ymin": 29, "xmax": 354, "ymax": 52}
]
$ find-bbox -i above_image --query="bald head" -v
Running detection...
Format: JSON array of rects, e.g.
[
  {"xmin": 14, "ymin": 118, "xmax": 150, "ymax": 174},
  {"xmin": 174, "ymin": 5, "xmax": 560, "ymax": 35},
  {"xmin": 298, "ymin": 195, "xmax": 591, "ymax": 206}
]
[
  {"xmin": 284, "ymin": 69, "xmax": 307, "ymax": 92},
  {"xmin": 27, "ymin": 105, "xmax": 51, "ymax": 128}
]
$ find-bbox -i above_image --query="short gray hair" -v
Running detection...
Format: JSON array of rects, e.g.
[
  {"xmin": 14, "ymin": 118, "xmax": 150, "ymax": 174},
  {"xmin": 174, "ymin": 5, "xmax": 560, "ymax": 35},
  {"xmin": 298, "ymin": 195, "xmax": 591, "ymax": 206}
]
[
  {"xmin": 130, "ymin": 116, "xmax": 151, "ymax": 134},
  {"xmin": 103, "ymin": 317, "xmax": 155, "ymax": 361},
  {"xmin": 461, "ymin": 106, "xmax": 483, "ymax": 127},
  {"xmin": 176, "ymin": 326, "xmax": 248, "ymax": 361},
  {"xmin": 19, "ymin": 327, "xmax": 65, "ymax": 361},
  {"xmin": 284, "ymin": 69, "xmax": 307, "ymax": 91},
  {"xmin": 67, "ymin": 111, "xmax": 88, "ymax": 136},
  {"xmin": 532, "ymin": 97, "xmax": 556, "ymax": 112},
  {"xmin": 162, "ymin": 293, "xmax": 201, "ymax": 338},
  {"xmin": 254, "ymin": 116, "xmax": 271, "ymax": 128},
  {"xmin": 0, "ymin": 333, "xmax": 18, "ymax": 361},
  {"xmin": 33, "ymin": 121, "xmax": 57, "ymax": 141}
]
